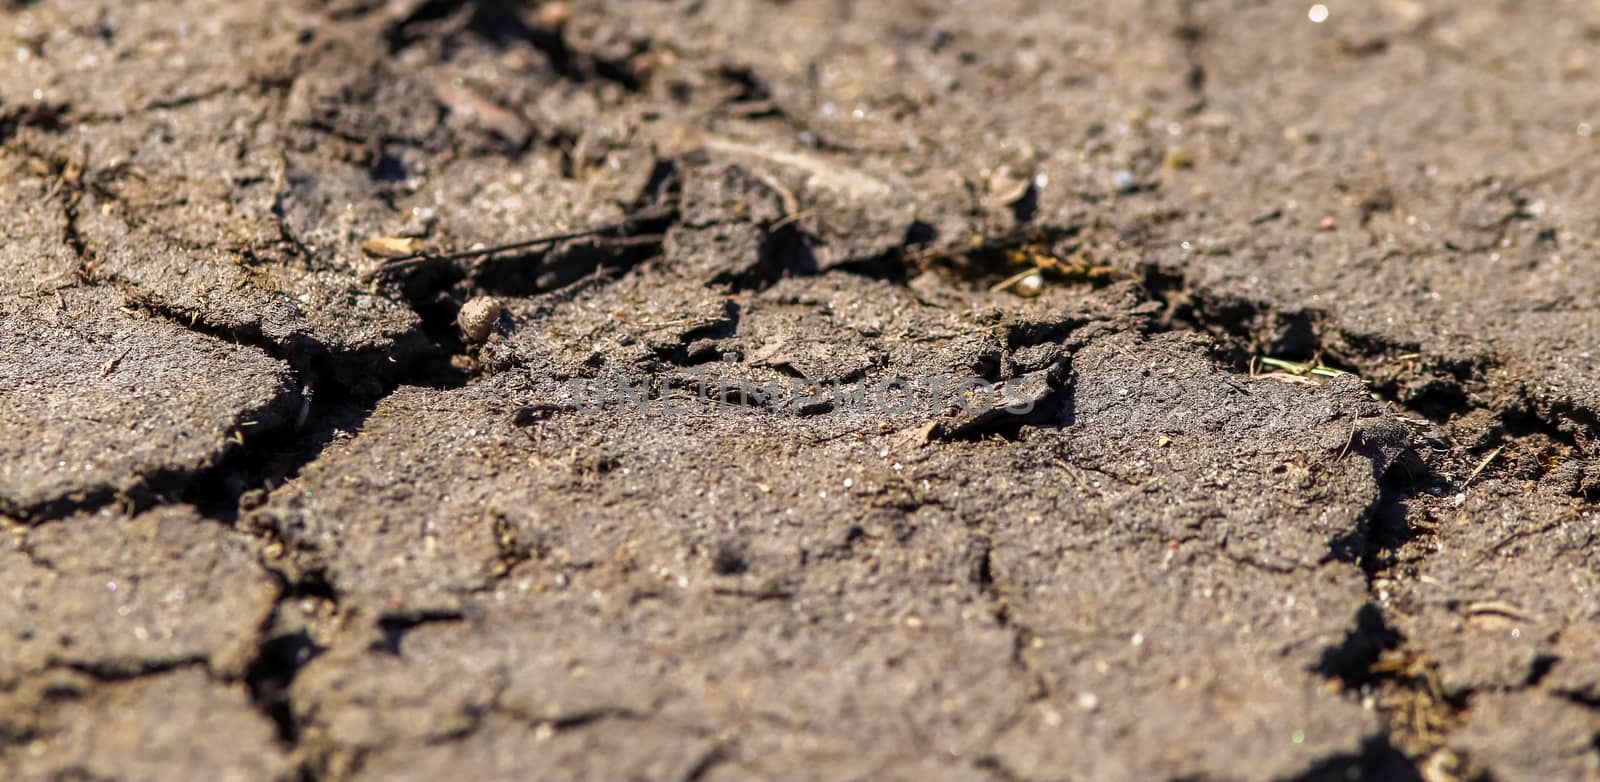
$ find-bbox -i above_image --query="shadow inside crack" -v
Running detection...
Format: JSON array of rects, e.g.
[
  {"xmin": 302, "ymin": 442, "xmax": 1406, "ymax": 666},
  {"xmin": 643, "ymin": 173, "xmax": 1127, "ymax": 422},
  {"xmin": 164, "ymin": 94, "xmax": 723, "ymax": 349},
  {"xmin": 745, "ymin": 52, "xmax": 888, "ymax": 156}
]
[
  {"xmin": 1326, "ymin": 448, "xmax": 1439, "ymax": 572},
  {"xmin": 386, "ymin": 0, "xmax": 540, "ymax": 53},
  {"xmin": 931, "ymin": 360, "xmax": 1075, "ymax": 442},
  {"xmin": 458, "ymin": 189, "xmax": 680, "ymax": 298},
  {"xmin": 188, "ymin": 393, "xmax": 382, "ymax": 526},
  {"xmin": 373, "ymin": 610, "xmax": 466, "ymax": 657},
  {"xmin": 385, "ymin": 0, "xmax": 649, "ymax": 91},
  {"xmin": 245, "ymin": 630, "xmax": 323, "ymax": 745},
  {"xmin": 1315, "ymin": 603, "xmax": 1401, "ymax": 690},
  {"xmin": 1275, "ymin": 735, "xmax": 1423, "ymax": 782}
]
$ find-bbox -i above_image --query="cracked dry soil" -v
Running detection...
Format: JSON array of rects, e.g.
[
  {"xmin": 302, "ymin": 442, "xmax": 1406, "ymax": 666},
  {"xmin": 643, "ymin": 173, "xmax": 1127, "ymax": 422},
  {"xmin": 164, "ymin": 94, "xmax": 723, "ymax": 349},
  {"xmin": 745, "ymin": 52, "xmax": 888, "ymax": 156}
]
[{"xmin": 2, "ymin": 1, "xmax": 1599, "ymax": 780}]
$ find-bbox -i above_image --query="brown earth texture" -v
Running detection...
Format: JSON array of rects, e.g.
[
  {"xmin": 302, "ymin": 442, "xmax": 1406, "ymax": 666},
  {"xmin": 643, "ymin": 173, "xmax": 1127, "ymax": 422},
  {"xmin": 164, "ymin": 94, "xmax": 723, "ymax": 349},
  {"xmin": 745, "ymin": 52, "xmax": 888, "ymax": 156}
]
[{"xmin": 3, "ymin": 1, "xmax": 1600, "ymax": 780}]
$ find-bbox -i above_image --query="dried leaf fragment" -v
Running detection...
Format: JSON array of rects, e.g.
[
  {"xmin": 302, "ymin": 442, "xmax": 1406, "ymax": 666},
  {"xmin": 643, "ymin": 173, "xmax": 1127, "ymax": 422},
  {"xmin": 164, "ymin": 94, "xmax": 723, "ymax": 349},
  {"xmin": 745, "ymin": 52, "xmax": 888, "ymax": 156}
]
[{"xmin": 361, "ymin": 236, "xmax": 423, "ymax": 259}]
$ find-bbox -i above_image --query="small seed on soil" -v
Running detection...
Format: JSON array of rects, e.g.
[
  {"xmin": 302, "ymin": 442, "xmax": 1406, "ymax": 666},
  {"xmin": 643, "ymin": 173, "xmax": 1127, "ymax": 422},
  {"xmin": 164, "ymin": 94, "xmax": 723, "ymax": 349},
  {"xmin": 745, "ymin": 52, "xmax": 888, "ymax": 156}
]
[
  {"xmin": 458, "ymin": 296, "xmax": 504, "ymax": 343},
  {"xmin": 362, "ymin": 235, "xmax": 423, "ymax": 258},
  {"xmin": 986, "ymin": 164, "xmax": 1032, "ymax": 205}
]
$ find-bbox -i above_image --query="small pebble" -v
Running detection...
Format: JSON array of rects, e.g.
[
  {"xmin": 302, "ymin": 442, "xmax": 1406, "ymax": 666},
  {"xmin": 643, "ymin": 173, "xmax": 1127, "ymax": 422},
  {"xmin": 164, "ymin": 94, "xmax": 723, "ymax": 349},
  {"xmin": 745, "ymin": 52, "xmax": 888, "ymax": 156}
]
[
  {"xmin": 536, "ymin": 1, "xmax": 572, "ymax": 27},
  {"xmin": 458, "ymin": 296, "xmax": 504, "ymax": 344}
]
